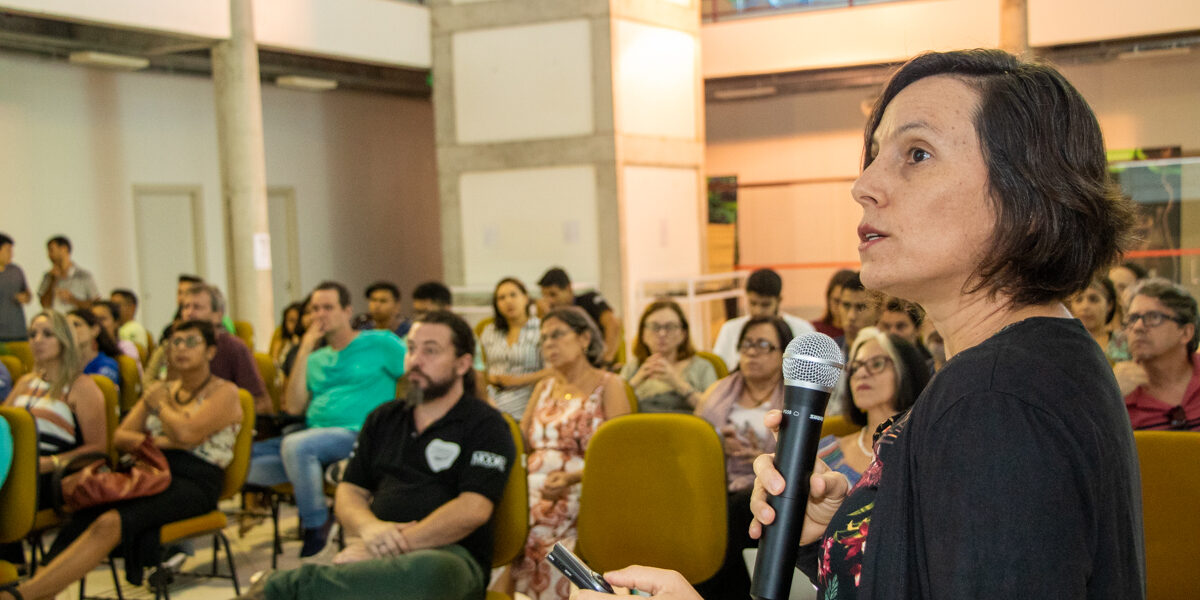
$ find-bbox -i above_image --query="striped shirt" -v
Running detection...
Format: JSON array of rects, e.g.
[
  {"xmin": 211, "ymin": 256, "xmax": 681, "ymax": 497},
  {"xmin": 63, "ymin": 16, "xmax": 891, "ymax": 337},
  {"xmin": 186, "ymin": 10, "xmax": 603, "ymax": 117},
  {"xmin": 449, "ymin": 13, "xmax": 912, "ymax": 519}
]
[
  {"xmin": 480, "ymin": 317, "xmax": 543, "ymax": 419},
  {"xmin": 12, "ymin": 376, "xmax": 80, "ymax": 456}
]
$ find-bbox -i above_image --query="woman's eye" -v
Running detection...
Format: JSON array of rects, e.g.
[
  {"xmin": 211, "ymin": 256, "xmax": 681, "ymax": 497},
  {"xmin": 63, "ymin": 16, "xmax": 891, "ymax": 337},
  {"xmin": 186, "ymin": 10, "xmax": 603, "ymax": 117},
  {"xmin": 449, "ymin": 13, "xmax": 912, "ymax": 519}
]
[{"xmin": 909, "ymin": 148, "xmax": 931, "ymax": 162}]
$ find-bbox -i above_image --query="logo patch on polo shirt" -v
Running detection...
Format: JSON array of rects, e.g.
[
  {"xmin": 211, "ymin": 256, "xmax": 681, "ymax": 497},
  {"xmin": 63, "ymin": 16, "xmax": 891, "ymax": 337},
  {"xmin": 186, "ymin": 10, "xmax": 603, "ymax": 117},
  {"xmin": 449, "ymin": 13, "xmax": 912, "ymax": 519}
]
[
  {"xmin": 470, "ymin": 451, "xmax": 507, "ymax": 472},
  {"xmin": 425, "ymin": 439, "xmax": 461, "ymax": 473}
]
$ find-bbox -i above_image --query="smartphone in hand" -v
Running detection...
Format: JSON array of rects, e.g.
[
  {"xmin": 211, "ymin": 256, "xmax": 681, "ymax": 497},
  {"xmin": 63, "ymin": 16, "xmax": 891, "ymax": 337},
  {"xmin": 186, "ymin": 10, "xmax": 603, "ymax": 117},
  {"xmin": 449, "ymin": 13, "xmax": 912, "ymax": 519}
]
[{"xmin": 547, "ymin": 542, "xmax": 615, "ymax": 594}]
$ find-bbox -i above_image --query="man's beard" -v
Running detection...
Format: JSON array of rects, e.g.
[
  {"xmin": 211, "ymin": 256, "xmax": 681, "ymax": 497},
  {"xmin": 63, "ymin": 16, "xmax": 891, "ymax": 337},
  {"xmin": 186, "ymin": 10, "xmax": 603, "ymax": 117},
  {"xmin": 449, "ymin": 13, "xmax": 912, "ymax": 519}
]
[{"xmin": 404, "ymin": 370, "xmax": 458, "ymax": 406}]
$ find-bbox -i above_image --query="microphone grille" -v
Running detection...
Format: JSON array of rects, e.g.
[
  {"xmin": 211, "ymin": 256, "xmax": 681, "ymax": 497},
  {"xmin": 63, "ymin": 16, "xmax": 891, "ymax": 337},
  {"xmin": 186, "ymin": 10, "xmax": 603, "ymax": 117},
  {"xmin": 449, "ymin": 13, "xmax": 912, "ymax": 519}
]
[{"xmin": 782, "ymin": 332, "xmax": 845, "ymax": 390}]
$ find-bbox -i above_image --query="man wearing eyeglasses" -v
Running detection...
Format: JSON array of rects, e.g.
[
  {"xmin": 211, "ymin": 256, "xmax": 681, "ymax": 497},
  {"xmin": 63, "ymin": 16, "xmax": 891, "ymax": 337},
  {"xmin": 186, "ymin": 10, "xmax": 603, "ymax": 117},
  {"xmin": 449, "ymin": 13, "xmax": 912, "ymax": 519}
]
[{"xmin": 1114, "ymin": 278, "xmax": 1200, "ymax": 431}]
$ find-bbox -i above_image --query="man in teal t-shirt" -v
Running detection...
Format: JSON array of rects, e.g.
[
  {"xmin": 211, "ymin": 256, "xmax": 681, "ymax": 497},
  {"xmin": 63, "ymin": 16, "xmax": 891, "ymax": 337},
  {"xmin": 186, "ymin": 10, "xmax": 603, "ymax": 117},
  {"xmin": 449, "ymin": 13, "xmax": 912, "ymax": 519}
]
[{"xmin": 245, "ymin": 281, "xmax": 406, "ymax": 557}]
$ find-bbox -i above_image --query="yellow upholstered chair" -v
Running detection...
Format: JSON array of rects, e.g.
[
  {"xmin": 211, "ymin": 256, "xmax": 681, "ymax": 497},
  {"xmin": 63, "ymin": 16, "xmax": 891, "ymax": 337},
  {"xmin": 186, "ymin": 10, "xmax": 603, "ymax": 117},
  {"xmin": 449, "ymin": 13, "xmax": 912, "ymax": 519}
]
[
  {"xmin": 253, "ymin": 352, "xmax": 281, "ymax": 414},
  {"xmin": 487, "ymin": 413, "xmax": 529, "ymax": 600},
  {"xmin": 115, "ymin": 355, "xmax": 142, "ymax": 415},
  {"xmin": 0, "ymin": 408, "xmax": 38, "ymax": 586},
  {"xmin": 694, "ymin": 351, "xmax": 730, "ymax": 380},
  {"xmin": 820, "ymin": 414, "xmax": 860, "ymax": 438},
  {"xmin": 576, "ymin": 413, "xmax": 726, "ymax": 583},
  {"xmin": 1135, "ymin": 430, "xmax": 1200, "ymax": 600},
  {"xmin": 621, "ymin": 381, "xmax": 639, "ymax": 414},
  {"xmin": 233, "ymin": 320, "xmax": 255, "ymax": 351},
  {"xmin": 3, "ymin": 341, "xmax": 33, "ymax": 374},
  {"xmin": 0, "ymin": 355, "xmax": 23, "ymax": 383},
  {"xmin": 144, "ymin": 336, "xmax": 156, "ymax": 368}
]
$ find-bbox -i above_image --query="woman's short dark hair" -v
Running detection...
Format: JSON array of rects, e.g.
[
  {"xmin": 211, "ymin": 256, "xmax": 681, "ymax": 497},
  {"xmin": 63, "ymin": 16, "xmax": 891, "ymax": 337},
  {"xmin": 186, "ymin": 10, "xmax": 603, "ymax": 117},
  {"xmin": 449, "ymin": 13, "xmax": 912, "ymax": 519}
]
[
  {"xmin": 281, "ymin": 302, "xmax": 304, "ymax": 338},
  {"xmin": 415, "ymin": 309, "xmax": 478, "ymax": 393},
  {"xmin": 632, "ymin": 299, "xmax": 695, "ymax": 363},
  {"xmin": 736, "ymin": 315, "xmax": 794, "ymax": 367},
  {"xmin": 841, "ymin": 328, "xmax": 932, "ymax": 427},
  {"xmin": 491, "ymin": 277, "xmax": 531, "ymax": 333},
  {"xmin": 543, "ymin": 306, "xmax": 606, "ymax": 368},
  {"xmin": 1087, "ymin": 275, "xmax": 1119, "ymax": 325},
  {"xmin": 168, "ymin": 319, "xmax": 218, "ymax": 349},
  {"xmin": 1129, "ymin": 278, "xmax": 1199, "ymax": 355},
  {"xmin": 864, "ymin": 49, "xmax": 1135, "ymax": 307},
  {"xmin": 69, "ymin": 308, "xmax": 121, "ymax": 359}
]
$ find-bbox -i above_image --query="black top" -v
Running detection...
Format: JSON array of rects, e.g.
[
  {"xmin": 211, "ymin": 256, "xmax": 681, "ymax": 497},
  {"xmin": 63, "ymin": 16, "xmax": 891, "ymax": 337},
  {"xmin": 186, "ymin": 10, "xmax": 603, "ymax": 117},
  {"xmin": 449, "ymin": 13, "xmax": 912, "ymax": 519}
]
[
  {"xmin": 801, "ymin": 317, "xmax": 1145, "ymax": 599},
  {"xmin": 342, "ymin": 394, "xmax": 516, "ymax": 572},
  {"xmin": 574, "ymin": 291, "xmax": 613, "ymax": 328}
]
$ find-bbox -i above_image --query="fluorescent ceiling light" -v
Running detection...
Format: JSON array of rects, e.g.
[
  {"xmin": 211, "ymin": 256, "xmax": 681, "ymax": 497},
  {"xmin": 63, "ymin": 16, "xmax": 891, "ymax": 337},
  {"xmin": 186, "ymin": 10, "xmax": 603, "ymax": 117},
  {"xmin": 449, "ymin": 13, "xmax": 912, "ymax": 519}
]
[
  {"xmin": 68, "ymin": 51, "xmax": 149, "ymax": 71},
  {"xmin": 1117, "ymin": 47, "xmax": 1192, "ymax": 60},
  {"xmin": 713, "ymin": 85, "xmax": 777, "ymax": 100},
  {"xmin": 276, "ymin": 75, "xmax": 338, "ymax": 91}
]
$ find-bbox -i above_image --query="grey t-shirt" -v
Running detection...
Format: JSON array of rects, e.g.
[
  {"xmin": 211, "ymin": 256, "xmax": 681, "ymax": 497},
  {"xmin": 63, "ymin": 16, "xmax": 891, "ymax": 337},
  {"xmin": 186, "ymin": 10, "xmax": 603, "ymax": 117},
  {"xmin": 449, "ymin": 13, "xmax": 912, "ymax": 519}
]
[{"xmin": 0, "ymin": 264, "xmax": 29, "ymax": 341}]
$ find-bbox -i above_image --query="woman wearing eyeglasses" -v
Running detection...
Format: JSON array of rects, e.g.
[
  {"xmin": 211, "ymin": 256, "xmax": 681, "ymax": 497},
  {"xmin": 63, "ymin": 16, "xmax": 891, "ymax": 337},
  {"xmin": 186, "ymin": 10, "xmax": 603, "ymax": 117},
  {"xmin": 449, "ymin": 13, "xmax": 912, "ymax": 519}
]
[
  {"xmin": 620, "ymin": 299, "xmax": 718, "ymax": 414},
  {"xmin": 692, "ymin": 315, "xmax": 792, "ymax": 598},
  {"xmin": 817, "ymin": 327, "xmax": 931, "ymax": 487}
]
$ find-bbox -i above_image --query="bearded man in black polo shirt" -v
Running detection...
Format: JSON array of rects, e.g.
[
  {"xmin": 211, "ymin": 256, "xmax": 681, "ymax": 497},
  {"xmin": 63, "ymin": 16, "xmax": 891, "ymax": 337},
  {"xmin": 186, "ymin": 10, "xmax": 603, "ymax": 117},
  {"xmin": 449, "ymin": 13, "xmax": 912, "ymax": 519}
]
[{"xmin": 245, "ymin": 310, "xmax": 516, "ymax": 600}]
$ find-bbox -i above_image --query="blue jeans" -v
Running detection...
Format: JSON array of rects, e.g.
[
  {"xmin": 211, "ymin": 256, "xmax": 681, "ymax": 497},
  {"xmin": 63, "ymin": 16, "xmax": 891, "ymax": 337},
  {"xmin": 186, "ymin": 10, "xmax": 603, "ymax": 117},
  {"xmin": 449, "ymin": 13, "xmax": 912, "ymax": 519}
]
[{"xmin": 246, "ymin": 427, "xmax": 359, "ymax": 529}]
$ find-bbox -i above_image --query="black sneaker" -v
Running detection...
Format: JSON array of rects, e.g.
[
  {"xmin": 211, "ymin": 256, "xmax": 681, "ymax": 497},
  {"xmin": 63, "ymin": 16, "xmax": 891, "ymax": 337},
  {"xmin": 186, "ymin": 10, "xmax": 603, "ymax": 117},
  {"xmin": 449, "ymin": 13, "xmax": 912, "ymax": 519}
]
[{"xmin": 298, "ymin": 518, "xmax": 335, "ymax": 558}]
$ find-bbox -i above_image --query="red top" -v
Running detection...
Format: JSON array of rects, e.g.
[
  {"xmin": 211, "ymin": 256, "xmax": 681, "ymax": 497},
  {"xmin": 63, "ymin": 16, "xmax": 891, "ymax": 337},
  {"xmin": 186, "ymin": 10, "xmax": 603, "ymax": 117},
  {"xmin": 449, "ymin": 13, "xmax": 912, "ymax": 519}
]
[
  {"xmin": 812, "ymin": 318, "xmax": 843, "ymax": 339},
  {"xmin": 1124, "ymin": 353, "xmax": 1200, "ymax": 431}
]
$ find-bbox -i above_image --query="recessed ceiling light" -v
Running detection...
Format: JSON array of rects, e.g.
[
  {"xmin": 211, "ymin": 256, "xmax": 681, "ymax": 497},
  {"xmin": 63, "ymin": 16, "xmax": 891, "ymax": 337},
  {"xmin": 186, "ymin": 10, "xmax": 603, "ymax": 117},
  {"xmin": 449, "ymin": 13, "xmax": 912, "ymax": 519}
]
[
  {"xmin": 68, "ymin": 51, "xmax": 149, "ymax": 71},
  {"xmin": 276, "ymin": 75, "xmax": 338, "ymax": 91}
]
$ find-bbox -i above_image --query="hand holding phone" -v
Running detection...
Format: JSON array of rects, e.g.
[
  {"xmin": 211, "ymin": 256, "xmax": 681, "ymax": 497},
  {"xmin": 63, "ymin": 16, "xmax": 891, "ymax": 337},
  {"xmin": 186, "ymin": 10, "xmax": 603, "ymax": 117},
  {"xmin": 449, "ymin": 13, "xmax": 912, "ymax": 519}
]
[{"xmin": 547, "ymin": 542, "xmax": 614, "ymax": 594}]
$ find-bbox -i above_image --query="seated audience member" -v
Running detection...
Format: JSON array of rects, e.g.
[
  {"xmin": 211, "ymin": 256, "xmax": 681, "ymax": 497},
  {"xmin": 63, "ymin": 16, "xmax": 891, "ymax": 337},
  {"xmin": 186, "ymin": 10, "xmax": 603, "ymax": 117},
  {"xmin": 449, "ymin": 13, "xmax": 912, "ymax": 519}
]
[
  {"xmin": 110, "ymin": 288, "xmax": 150, "ymax": 349},
  {"xmin": 0, "ymin": 360, "xmax": 10, "ymax": 401},
  {"xmin": 480, "ymin": 277, "xmax": 549, "ymax": 419},
  {"xmin": 352, "ymin": 281, "xmax": 412, "ymax": 338},
  {"xmin": 816, "ymin": 327, "xmax": 931, "ymax": 486},
  {"xmin": 693, "ymin": 315, "xmax": 792, "ymax": 599},
  {"xmin": 411, "ymin": 280, "xmax": 453, "ymax": 318},
  {"xmin": 537, "ymin": 267, "xmax": 622, "ymax": 365},
  {"xmin": 180, "ymin": 283, "xmax": 270, "ymax": 414},
  {"xmin": 1, "ymin": 320, "xmax": 242, "ymax": 598},
  {"xmin": 876, "ymin": 296, "xmax": 933, "ymax": 365},
  {"xmin": 91, "ymin": 300, "xmax": 144, "ymax": 373},
  {"xmin": 246, "ymin": 281, "xmax": 407, "ymax": 557},
  {"xmin": 238, "ymin": 311, "xmax": 514, "ymax": 600},
  {"xmin": 924, "ymin": 329, "xmax": 948, "ymax": 372},
  {"xmin": 1115, "ymin": 278, "xmax": 1200, "ymax": 431},
  {"xmin": 280, "ymin": 297, "xmax": 314, "ymax": 378},
  {"xmin": 0, "ymin": 415, "xmax": 9, "ymax": 488},
  {"xmin": 1108, "ymin": 260, "xmax": 1148, "ymax": 312},
  {"xmin": 0, "ymin": 232, "xmax": 31, "ymax": 342},
  {"xmin": 509, "ymin": 307, "xmax": 629, "ymax": 600},
  {"xmin": 270, "ymin": 301, "xmax": 304, "ymax": 367},
  {"xmin": 811, "ymin": 269, "xmax": 857, "ymax": 338},
  {"xmin": 3, "ymin": 313, "xmax": 106, "ymax": 502},
  {"xmin": 67, "ymin": 308, "xmax": 122, "ymax": 388},
  {"xmin": 620, "ymin": 299, "xmax": 718, "ymax": 414},
  {"xmin": 712, "ymin": 268, "xmax": 815, "ymax": 370},
  {"xmin": 834, "ymin": 271, "xmax": 881, "ymax": 356},
  {"xmin": 38, "ymin": 236, "xmax": 99, "ymax": 314},
  {"xmin": 1068, "ymin": 275, "xmax": 1130, "ymax": 364}
]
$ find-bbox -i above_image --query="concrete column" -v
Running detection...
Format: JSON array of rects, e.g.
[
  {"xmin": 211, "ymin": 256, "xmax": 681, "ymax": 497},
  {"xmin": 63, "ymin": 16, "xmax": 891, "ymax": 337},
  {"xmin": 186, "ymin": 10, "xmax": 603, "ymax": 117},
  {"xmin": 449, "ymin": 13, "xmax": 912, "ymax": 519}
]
[
  {"xmin": 1000, "ymin": 0, "xmax": 1030, "ymax": 58},
  {"xmin": 212, "ymin": 0, "xmax": 273, "ymax": 350},
  {"xmin": 431, "ymin": 0, "xmax": 706, "ymax": 339}
]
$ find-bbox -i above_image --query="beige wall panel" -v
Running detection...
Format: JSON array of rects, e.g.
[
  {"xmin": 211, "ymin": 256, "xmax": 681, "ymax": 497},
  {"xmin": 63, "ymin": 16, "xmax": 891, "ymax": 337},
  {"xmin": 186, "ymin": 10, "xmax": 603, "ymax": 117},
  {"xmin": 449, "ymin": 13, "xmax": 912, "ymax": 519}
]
[
  {"xmin": 620, "ymin": 165, "xmax": 702, "ymax": 324},
  {"xmin": 613, "ymin": 19, "xmax": 697, "ymax": 139}
]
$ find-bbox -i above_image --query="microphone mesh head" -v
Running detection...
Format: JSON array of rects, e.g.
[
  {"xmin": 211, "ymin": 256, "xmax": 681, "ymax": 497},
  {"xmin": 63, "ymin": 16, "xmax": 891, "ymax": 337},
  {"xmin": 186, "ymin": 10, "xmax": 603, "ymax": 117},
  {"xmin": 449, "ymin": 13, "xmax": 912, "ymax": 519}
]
[{"xmin": 782, "ymin": 332, "xmax": 845, "ymax": 390}]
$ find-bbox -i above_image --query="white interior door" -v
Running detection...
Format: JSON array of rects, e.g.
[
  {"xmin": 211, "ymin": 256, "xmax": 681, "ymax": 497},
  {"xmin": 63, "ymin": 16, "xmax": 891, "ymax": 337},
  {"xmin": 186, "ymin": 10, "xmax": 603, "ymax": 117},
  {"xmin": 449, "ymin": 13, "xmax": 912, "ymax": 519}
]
[
  {"xmin": 267, "ymin": 187, "xmax": 301, "ymax": 318},
  {"xmin": 132, "ymin": 185, "xmax": 205, "ymax": 336}
]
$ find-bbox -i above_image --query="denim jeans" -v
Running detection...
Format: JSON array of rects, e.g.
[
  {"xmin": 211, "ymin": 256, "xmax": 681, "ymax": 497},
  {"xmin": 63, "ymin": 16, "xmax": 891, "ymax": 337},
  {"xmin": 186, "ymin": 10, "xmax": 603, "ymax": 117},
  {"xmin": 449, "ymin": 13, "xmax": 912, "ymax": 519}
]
[{"xmin": 246, "ymin": 427, "xmax": 359, "ymax": 528}]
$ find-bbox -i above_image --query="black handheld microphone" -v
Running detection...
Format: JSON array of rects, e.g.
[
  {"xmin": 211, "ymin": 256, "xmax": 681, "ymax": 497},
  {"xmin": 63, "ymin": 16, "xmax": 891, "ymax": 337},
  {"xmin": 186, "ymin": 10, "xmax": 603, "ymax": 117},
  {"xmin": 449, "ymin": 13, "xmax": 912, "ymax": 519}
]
[{"xmin": 751, "ymin": 331, "xmax": 845, "ymax": 600}]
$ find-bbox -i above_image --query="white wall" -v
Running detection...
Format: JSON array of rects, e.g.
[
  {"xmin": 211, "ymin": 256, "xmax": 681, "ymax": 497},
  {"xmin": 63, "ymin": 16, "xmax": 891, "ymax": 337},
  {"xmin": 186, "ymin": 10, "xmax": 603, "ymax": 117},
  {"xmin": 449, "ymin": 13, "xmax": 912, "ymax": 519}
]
[
  {"xmin": 0, "ymin": 51, "xmax": 439, "ymax": 335},
  {"xmin": 0, "ymin": 0, "xmax": 229, "ymax": 39},
  {"xmin": 705, "ymin": 51, "xmax": 1200, "ymax": 317}
]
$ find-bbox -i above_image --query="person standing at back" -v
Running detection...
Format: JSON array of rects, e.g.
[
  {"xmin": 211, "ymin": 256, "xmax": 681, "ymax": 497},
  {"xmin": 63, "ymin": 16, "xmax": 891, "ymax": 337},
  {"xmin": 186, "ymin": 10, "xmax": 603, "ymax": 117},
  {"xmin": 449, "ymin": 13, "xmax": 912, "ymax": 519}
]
[
  {"xmin": 0, "ymin": 233, "xmax": 31, "ymax": 343},
  {"xmin": 38, "ymin": 236, "xmax": 98, "ymax": 314},
  {"xmin": 711, "ymin": 268, "xmax": 815, "ymax": 370}
]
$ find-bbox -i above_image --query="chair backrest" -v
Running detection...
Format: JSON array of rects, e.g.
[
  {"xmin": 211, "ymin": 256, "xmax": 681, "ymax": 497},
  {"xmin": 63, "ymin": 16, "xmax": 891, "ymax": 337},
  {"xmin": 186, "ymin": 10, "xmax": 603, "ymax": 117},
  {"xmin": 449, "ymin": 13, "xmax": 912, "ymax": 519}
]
[
  {"xmin": 115, "ymin": 355, "xmax": 142, "ymax": 414},
  {"xmin": 0, "ymin": 355, "xmax": 24, "ymax": 383},
  {"xmin": 4, "ymin": 341, "xmax": 33, "ymax": 373},
  {"xmin": 820, "ymin": 414, "xmax": 859, "ymax": 438},
  {"xmin": 0, "ymin": 408, "xmax": 37, "ymax": 545},
  {"xmin": 89, "ymin": 375, "xmax": 122, "ymax": 463},
  {"xmin": 490, "ymin": 413, "xmax": 528, "ymax": 568},
  {"xmin": 133, "ymin": 342, "xmax": 147, "ymax": 364},
  {"xmin": 233, "ymin": 320, "xmax": 255, "ymax": 352},
  {"xmin": 622, "ymin": 381, "xmax": 639, "ymax": 413},
  {"xmin": 694, "ymin": 351, "xmax": 730, "ymax": 380},
  {"xmin": 144, "ymin": 336, "xmax": 156, "ymax": 367},
  {"xmin": 253, "ymin": 352, "xmax": 281, "ymax": 413},
  {"xmin": 1134, "ymin": 430, "xmax": 1200, "ymax": 599},
  {"xmin": 474, "ymin": 317, "xmax": 494, "ymax": 365},
  {"xmin": 221, "ymin": 390, "xmax": 257, "ymax": 500},
  {"xmin": 576, "ymin": 413, "xmax": 726, "ymax": 583}
]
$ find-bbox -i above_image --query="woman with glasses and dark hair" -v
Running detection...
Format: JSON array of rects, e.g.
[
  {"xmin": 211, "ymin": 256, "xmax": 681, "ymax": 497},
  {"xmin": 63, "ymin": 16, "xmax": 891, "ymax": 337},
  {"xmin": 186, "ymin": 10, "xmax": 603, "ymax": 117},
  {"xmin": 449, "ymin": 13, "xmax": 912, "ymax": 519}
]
[
  {"xmin": 816, "ymin": 327, "xmax": 931, "ymax": 487},
  {"xmin": 692, "ymin": 315, "xmax": 792, "ymax": 599},
  {"xmin": 620, "ymin": 299, "xmax": 718, "ymax": 414},
  {"xmin": 480, "ymin": 277, "xmax": 550, "ymax": 419}
]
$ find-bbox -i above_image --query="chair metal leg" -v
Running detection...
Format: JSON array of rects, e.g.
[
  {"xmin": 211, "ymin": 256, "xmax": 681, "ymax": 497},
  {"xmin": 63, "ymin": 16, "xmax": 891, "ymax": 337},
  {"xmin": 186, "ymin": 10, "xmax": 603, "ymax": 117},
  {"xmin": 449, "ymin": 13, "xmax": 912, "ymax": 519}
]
[
  {"xmin": 211, "ymin": 535, "xmax": 219, "ymax": 576},
  {"xmin": 219, "ymin": 532, "xmax": 241, "ymax": 596},
  {"xmin": 109, "ymin": 559, "xmax": 124, "ymax": 600},
  {"xmin": 270, "ymin": 494, "xmax": 281, "ymax": 569}
]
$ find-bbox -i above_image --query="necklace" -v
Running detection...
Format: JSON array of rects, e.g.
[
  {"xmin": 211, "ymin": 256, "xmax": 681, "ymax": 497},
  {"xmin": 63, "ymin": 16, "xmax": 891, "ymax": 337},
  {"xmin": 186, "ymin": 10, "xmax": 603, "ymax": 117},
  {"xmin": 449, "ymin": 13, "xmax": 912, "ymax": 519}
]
[
  {"xmin": 173, "ymin": 373, "xmax": 214, "ymax": 407},
  {"xmin": 857, "ymin": 428, "xmax": 875, "ymax": 457},
  {"xmin": 743, "ymin": 380, "xmax": 776, "ymax": 406}
]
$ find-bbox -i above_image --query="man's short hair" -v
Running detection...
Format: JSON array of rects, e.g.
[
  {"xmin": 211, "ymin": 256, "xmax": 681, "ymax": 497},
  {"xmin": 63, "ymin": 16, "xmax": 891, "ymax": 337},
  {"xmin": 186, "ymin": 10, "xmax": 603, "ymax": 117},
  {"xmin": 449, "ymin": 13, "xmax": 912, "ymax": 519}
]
[
  {"xmin": 0, "ymin": 233, "xmax": 13, "ymax": 248},
  {"xmin": 168, "ymin": 319, "xmax": 218, "ymax": 349},
  {"xmin": 842, "ymin": 271, "xmax": 866, "ymax": 294},
  {"xmin": 864, "ymin": 49, "xmax": 1134, "ymax": 307},
  {"xmin": 1130, "ymin": 278, "xmax": 1199, "ymax": 355},
  {"xmin": 47, "ymin": 235, "xmax": 71, "ymax": 252},
  {"xmin": 178, "ymin": 274, "xmax": 204, "ymax": 285},
  {"xmin": 111, "ymin": 288, "xmax": 138, "ymax": 308},
  {"xmin": 883, "ymin": 296, "xmax": 925, "ymax": 328},
  {"xmin": 537, "ymin": 267, "xmax": 571, "ymax": 289},
  {"xmin": 415, "ymin": 309, "xmax": 477, "ymax": 392},
  {"xmin": 412, "ymin": 281, "xmax": 453, "ymax": 307},
  {"xmin": 365, "ymin": 281, "xmax": 401, "ymax": 301},
  {"xmin": 745, "ymin": 269, "xmax": 783, "ymax": 298},
  {"xmin": 314, "ymin": 281, "xmax": 352, "ymax": 308},
  {"xmin": 187, "ymin": 283, "xmax": 225, "ymax": 315},
  {"xmin": 1119, "ymin": 261, "xmax": 1148, "ymax": 280}
]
